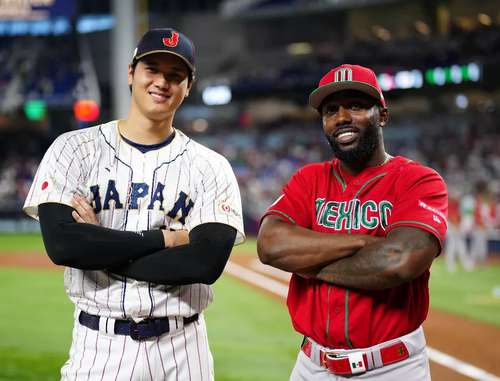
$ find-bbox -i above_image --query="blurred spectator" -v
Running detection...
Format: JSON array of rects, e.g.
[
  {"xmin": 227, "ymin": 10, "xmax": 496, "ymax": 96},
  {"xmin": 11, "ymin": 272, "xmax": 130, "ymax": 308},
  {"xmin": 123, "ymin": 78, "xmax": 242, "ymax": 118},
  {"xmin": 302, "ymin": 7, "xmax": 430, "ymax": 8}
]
[{"xmin": 445, "ymin": 188, "xmax": 473, "ymax": 272}]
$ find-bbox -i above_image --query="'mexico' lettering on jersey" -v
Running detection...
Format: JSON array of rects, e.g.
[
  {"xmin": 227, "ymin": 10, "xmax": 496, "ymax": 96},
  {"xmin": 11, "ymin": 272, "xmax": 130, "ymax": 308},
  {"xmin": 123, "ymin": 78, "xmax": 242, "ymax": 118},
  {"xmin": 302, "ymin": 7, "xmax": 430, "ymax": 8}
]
[
  {"xmin": 90, "ymin": 180, "xmax": 194, "ymax": 222},
  {"xmin": 316, "ymin": 198, "xmax": 392, "ymax": 231}
]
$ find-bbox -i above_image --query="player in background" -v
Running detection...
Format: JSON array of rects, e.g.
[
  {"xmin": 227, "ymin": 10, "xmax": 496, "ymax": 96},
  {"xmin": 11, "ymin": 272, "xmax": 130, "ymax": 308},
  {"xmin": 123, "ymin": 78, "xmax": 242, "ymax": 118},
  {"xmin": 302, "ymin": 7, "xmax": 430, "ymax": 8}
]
[
  {"xmin": 257, "ymin": 64, "xmax": 447, "ymax": 380},
  {"xmin": 23, "ymin": 28, "xmax": 244, "ymax": 381},
  {"xmin": 445, "ymin": 188, "xmax": 473, "ymax": 272},
  {"xmin": 471, "ymin": 181, "xmax": 495, "ymax": 264}
]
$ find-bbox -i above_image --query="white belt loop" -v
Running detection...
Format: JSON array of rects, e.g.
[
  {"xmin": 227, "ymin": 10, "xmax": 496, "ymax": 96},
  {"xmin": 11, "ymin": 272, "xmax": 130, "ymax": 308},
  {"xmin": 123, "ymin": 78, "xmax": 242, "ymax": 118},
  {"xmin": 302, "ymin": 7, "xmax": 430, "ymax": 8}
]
[
  {"xmin": 371, "ymin": 347, "xmax": 384, "ymax": 368},
  {"xmin": 98, "ymin": 316, "xmax": 116, "ymax": 334},
  {"xmin": 366, "ymin": 350, "xmax": 375, "ymax": 370}
]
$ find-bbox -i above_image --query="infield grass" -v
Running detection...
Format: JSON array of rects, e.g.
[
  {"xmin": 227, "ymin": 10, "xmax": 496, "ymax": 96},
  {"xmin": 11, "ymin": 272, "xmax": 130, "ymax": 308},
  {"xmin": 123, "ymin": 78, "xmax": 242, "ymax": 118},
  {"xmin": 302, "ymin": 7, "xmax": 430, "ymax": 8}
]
[
  {"xmin": 0, "ymin": 233, "xmax": 45, "ymax": 252},
  {"xmin": 430, "ymin": 257, "xmax": 500, "ymax": 327}
]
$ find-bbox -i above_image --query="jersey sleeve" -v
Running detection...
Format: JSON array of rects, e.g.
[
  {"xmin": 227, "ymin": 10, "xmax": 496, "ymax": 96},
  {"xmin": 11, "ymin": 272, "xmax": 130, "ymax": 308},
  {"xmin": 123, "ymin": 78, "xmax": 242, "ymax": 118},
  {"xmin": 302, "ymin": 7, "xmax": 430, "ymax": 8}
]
[
  {"xmin": 185, "ymin": 156, "xmax": 245, "ymax": 245},
  {"xmin": 23, "ymin": 134, "xmax": 87, "ymax": 219},
  {"xmin": 262, "ymin": 165, "xmax": 313, "ymax": 228},
  {"xmin": 386, "ymin": 164, "xmax": 448, "ymax": 248}
]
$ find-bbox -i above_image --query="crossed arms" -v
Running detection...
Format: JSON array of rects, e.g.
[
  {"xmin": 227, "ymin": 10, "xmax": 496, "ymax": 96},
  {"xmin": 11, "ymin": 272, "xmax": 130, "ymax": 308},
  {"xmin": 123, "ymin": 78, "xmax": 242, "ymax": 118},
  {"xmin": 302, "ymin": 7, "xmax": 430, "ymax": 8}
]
[
  {"xmin": 257, "ymin": 215, "xmax": 440, "ymax": 290},
  {"xmin": 38, "ymin": 196, "xmax": 236, "ymax": 285}
]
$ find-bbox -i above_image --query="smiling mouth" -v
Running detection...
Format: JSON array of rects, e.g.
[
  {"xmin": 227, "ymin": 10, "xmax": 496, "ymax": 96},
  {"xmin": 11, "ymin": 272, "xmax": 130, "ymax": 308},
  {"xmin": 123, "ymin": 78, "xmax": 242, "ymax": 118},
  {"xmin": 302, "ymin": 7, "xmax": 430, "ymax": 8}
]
[
  {"xmin": 149, "ymin": 91, "xmax": 171, "ymax": 102},
  {"xmin": 335, "ymin": 128, "xmax": 359, "ymax": 145}
]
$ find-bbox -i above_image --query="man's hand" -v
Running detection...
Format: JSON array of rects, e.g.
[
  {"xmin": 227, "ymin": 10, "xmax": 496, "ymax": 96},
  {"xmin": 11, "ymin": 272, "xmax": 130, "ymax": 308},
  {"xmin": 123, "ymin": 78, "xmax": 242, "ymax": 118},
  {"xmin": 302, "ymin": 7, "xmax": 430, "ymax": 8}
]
[
  {"xmin": 162, "ymin": 230, "xmax": 190, "ymax": 248},
  {"xmin": 71, "ymin": 195, "xmax": 99, "ymax": 225},
  {"xmin": 71, "ymin": 194, "xmax": 189, "ymax": 249}
]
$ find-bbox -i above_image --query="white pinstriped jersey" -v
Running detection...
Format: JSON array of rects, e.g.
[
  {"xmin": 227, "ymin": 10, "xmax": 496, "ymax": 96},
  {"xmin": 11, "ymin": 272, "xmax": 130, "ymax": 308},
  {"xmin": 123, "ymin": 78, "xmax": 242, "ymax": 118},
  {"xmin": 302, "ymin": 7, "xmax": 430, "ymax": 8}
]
[{"xmin": 24, "ymin": 120, "xmax": 245, "ymax": 320}]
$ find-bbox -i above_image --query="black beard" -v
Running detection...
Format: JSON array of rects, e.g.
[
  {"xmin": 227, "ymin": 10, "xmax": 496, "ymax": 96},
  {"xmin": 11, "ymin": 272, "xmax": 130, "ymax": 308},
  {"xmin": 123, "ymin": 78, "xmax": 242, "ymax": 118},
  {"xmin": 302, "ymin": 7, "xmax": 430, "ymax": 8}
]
[{"xmin": 325, "ymin": 123, "xmax": 380, "ymax": 165}]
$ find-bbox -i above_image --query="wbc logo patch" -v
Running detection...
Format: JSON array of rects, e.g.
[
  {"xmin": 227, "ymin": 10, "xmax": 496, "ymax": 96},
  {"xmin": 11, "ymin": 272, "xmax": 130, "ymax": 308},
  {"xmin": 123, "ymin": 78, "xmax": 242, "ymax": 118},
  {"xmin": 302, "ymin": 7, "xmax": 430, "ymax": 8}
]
[{"xmin": 163, "ymin": 32, "xmax": 179, "ymax": 47}]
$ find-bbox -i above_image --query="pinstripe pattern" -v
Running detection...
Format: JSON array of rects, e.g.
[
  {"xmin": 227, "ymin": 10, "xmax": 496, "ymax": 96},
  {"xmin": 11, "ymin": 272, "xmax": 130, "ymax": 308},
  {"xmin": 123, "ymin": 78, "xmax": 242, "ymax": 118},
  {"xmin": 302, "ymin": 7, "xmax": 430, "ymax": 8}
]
[
  {"xmin": 25, "ymin": 121, "xmax": 241, "ymax": 380},
  {"xmin": 170, "ymin": 337, "xmax": 179, "ymax": 381},
  {"xmin": 128, "ymin": 342, "xmax": 141, "ymax": 381},
  {"xmin": 85, "ymin": 333, "xmax": 99, "ymax": 381},
  {"xmin": 114, "ymin": 336, "xmax": 127, "ymax": 381},
  {"xmin": 99, "ymin": 338, "xmax": 112, "ymax": 381}
]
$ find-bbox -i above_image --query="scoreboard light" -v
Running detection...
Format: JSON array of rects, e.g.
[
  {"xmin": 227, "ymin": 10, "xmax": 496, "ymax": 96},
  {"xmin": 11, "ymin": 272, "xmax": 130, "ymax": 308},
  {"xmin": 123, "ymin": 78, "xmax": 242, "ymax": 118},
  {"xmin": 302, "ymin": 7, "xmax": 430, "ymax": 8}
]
[
  {"xmin": 449, "ymin": 65, "xmax": 463, "ymax": 84},
  {"xmin": 432, "ymin": 67, "xmax": 446, "ymax": 86},
  {"xmin": 24, "ymin": 99, "xmax": 46, "ymax": 121},
  {"xmin": 425, "ymin": 63, "xmax": 481, "ymax": 87},
  {"xmin": 381, "ymin": 63, "xmax": 481, "ymax": 91},
  {"xmin": 395, "ymin": 70, "xmax": 423, "ymax": 89},
  {"xmin": 467, "ymin": 63, "xmax": 480, "ymax": 82},
  {"xmin": 378, "ymin": 70, "xmax": 422, "ymax": 91},
  {"xmin": 73, "ymin": 99, "xmax": 100, "ymax": 122},
  {"xmin": 378, "ymin": 73, "xmax": 395, "ymax": 91},
  {"xmin": 202, "ymin": 85, "xmax": 232, "ymax": 106}
]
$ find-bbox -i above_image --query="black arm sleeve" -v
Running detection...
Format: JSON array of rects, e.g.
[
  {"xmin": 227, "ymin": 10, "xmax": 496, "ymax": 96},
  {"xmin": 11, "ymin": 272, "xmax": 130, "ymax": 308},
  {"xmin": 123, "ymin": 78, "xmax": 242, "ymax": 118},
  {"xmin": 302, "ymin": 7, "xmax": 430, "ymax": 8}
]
[
  {"xmin": 109, "ymin": 223, "xmax": 237, "ymax": 285},
  {"xmin": 38, "ymin": 203, "xmax": 164, "ymax": 269}
]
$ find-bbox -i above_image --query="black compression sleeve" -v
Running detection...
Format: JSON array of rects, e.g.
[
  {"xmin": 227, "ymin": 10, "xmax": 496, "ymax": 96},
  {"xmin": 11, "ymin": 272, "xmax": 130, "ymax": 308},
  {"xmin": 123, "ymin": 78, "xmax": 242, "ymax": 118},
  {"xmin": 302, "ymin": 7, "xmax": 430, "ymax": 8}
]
[
  {"xmin": 110, "ymin": 223, "xmax": 237, "ymax": 285},
  {"xmin": 38, "ymin": 203, "xmax": 164, "ymax": 269}
]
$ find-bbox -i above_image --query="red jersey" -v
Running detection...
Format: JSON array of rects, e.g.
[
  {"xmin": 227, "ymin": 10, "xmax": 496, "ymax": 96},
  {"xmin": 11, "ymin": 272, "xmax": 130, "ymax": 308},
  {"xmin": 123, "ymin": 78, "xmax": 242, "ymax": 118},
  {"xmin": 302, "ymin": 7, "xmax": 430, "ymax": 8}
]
[{"xmin": 263, "ymin": 156, "xmax": 448, "ymax": 349}]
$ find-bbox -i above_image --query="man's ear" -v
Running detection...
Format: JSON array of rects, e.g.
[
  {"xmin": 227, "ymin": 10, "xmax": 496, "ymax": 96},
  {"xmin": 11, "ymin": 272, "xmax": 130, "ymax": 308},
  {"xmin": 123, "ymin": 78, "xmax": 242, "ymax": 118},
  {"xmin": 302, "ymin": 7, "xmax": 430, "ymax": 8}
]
[
  {"xmin": 127, "ymin": 64, "xmax": 134, "ymax": 87},
  {"xmin": 185, "ymin": 80, "xmax": 193, "ymax": 98},
  {"xmin": 379, "ymin": 107, "xmax": 389, "ymax": 127}
]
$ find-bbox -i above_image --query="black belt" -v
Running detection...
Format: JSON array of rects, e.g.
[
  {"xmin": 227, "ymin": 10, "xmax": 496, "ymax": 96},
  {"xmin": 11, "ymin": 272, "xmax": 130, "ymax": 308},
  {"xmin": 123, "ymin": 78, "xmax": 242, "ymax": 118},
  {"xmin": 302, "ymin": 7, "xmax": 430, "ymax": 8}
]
[{"xmin": 78, "ymin": 311, "xmax": 199, "ymax": 341}]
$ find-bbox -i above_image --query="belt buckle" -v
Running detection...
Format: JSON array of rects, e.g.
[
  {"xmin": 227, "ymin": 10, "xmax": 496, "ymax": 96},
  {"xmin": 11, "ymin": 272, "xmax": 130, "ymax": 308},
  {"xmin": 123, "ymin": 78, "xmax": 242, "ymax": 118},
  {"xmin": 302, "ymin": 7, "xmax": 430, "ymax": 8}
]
[
  {"xmin": 347, "ymin": 352, "xmax": 366, "ymax": 374},
  {"xmin": 130, "ymin": 319, "xmax": 153, "ymax": 341},
  {"xmin": 320, "ymin": 351, "xmax": 328, "ymax": 367}
]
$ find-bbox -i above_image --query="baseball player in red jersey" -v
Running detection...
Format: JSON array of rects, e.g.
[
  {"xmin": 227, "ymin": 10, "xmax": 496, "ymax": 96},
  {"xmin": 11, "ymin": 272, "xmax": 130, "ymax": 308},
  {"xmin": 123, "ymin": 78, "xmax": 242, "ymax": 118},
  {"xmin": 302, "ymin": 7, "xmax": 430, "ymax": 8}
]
[{"xmin": 257, "ymin": 64, "xmax": 447, "ymax": 380}]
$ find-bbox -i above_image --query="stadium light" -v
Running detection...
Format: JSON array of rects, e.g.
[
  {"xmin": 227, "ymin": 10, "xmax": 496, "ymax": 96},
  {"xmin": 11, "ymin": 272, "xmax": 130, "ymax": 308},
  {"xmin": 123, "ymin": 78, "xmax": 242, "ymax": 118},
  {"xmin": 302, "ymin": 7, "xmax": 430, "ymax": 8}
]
[
  {"xmin": 455, "ymin": 94, "xmax": 468, "ymax": 109},
  {"xmin": 378, "ymin": 63, "xmax": 480, "ymax": 91},
  {"xmin": 202, "ymin": 85, "xmax": 232, "ymax": 106},
  {"xmin": 468, "ymin": 63, "xmax": 480, "ymax": 82},
  {"xmin": 24, "ymin": 100, "xmax": 46, "ymax": 121},
  {"xmin": 449, "ymin": 65, "xmax": 463, "ymax": 84},
  {"xmin": 74, "ymin": 99, "xmax": 100, "ymax": 122}
]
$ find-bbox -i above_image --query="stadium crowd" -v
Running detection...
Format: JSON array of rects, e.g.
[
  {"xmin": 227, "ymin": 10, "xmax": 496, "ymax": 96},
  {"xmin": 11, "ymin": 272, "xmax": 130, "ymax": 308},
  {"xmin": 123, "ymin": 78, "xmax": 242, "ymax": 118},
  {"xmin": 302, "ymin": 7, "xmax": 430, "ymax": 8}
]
[
  {"xmin": 2, "ymin": 111, "xmax": 499, "ymax": 241},
  {"xmin": 0, "ymin": 16, "xmax": 499, "ymax": 268}
]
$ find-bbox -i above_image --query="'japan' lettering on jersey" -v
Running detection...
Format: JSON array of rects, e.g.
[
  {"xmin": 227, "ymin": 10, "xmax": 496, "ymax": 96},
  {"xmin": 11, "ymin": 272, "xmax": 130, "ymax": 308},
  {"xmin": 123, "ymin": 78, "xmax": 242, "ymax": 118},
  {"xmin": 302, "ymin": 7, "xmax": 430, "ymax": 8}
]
[
  {"xmin": 263, "ymin": 156, "xmax": 447, "ymax": 349},
  {"xmin": 24, "ymin": 121, "xmax": 245, "ymax": 320}
]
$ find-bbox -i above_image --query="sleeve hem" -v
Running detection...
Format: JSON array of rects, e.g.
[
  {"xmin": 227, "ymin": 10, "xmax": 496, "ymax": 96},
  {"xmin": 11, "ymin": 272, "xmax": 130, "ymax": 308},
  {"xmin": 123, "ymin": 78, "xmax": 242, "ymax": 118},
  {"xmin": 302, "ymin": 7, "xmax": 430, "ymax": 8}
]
[
  {"xmin": 141, "ymin": 230, "xmax": 165, "ymax": 251},
  {"xmin": 386, "ymin": 221, "xmax": 445, "ymax": 249},
  {"xmin": 261, "ymin": 210, "xmax": 297, "ymax": 225}
]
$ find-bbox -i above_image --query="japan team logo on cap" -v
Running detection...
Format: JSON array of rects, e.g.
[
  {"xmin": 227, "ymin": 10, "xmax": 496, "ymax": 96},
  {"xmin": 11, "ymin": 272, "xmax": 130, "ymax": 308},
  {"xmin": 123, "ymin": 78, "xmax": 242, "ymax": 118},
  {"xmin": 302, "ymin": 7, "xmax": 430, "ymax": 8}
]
[{"xmin": 163, "ymin": 32, "xmax": 179, "ymax": 47}]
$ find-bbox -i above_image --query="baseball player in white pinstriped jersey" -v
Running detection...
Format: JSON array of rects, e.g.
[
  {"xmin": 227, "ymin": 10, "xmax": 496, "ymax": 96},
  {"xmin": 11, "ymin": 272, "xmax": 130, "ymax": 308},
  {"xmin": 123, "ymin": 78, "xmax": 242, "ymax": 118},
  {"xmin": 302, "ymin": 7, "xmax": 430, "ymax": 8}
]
[{"xmin": 23, "ymin": 28, "xmax": 244, "ymax": 380}]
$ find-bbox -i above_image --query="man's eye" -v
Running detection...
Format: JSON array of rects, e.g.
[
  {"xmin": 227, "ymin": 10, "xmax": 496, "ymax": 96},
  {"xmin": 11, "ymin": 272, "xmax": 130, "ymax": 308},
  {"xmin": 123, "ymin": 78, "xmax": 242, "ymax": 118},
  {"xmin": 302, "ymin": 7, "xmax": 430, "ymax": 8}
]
[{"xmin": 324, "ymin": 105, "xmax": 338, "ymax": 114}]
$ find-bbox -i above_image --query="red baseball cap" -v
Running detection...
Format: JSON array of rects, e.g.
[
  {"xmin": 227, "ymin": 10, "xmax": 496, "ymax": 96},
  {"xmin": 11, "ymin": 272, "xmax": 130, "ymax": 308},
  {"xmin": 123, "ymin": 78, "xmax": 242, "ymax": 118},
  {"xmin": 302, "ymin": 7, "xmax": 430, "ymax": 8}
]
[{"xmin": 309, "ymin": 64, "xmax": 386, "ymax": 110}]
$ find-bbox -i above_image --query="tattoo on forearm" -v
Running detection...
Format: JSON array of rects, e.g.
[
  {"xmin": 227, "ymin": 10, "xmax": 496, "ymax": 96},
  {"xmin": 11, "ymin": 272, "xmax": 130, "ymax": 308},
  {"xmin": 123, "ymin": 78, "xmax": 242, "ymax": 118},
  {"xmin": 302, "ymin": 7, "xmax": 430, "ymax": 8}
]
[{"xmin": 315, "ymin": 230, "xmax": 437, "ymax": 289}]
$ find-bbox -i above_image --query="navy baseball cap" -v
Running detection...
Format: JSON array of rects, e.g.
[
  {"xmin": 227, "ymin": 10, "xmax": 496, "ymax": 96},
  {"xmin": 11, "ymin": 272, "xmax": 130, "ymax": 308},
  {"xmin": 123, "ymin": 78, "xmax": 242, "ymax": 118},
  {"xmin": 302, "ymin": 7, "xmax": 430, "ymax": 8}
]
[{"xmin": 132, "ymin": 28, "xmax": 196, "ymax": 78}]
